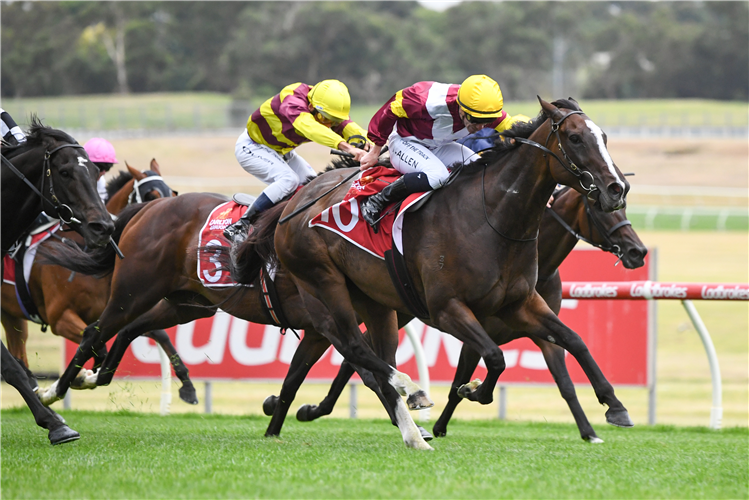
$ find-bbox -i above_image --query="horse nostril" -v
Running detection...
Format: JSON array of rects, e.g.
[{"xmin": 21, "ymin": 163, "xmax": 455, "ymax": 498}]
[
  {"xmin": 88, "ymin": 221, "xmax": 114, "ymax": 237},
  {"xmin": 608, "ymin": 183, "xmax": 623, "ymax": 198},
  {"xmin": 629, "ymin": 247, "xmax": 646, "ymax": 261}
]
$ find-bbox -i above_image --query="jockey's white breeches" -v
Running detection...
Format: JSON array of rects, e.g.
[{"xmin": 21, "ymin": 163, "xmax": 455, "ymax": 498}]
[
  {"xmin": 388, "ymin": 135, "xmax": 479, "ymax": 190},
  {"xmin": 235, "ymin": 130, "xmax": 316, "ymax": 204}
]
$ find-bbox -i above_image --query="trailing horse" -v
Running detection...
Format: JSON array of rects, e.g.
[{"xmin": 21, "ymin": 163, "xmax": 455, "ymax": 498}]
[
  {"xmin": 2, "ymin": 160, "xmax": 198, "ymax": 404},
  {"xmin": 266, "ymin": 97, "xmax": 632, "ymax": 449},
  {"xmin": 1, "ymin": 117, "xmax": 113, "ymax": 445}
]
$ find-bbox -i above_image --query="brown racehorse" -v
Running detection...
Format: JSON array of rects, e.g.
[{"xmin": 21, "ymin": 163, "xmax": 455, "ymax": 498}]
[
  {"xmin": 1, "ymin": 117, "xmax": 113, "ymax": 445},
  {"xmin": 259, "ymin": 98, "xmax": 632, "ymax": 450},
  {"xmin": 1, "ymin": 160, "xmax": 198, "ymax": 403},
  {"xmin": 261, "ymin": 185, "xmax": 647, "ymax": 443}
]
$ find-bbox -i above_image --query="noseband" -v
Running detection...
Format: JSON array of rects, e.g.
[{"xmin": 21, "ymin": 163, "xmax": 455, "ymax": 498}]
[
  {"xmin": 546, "ymin": 189, "xmax": 632, "ymax": 263},
  {"xmin": 1, "ymin": 143, "xmax": 87, "ymax": 226}
]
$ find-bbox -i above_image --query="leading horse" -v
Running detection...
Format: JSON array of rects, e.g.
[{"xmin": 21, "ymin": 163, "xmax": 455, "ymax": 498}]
[
  {"xmin": 261, "ymin": 184, "xmax": 646, "ymax": 443},
  {"xmin": 1, "ymin": 117, "xmax": 113, "ymax": 445},
  {"xmin": 261, "ymin": 97, "xmax": 632, "ymax": 450}
]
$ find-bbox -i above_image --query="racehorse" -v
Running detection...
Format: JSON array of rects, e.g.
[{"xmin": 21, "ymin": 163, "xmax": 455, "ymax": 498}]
[
  {"xmin": 261, "ymin": 185, "xmax": 647, "ymax": 443},
  {"xmin": 1, "ymin": 160, "xmax": 198, "ymax": 404},
  {"xmin": 260, "ymin": 97, "xmax": 632, "ymax": 450},
  {"xmin": 1, "ymin": 117, "xmax": 113, "ymax": 445}
]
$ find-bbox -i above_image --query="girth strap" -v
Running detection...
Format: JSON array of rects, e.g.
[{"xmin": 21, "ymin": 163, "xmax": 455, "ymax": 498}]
[
  {"xmin": 258, "ymin": 268, "xmax": 295, "ymax": 335},
  {"xmin": 384, "ymin": 243, "xmax": 430, "ymax": 320}
]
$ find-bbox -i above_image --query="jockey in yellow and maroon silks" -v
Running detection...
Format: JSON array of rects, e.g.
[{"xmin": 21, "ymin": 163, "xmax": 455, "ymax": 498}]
[
  {"xmin": 358, "ymin": 75, "xmax": 529, "ymax": 227},
  {"xmin": 225, "ymin": 80, "xmax": 370, "ymax": 243}
]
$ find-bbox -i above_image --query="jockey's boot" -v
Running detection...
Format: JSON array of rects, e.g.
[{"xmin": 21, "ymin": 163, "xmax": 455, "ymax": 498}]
[
  {"xmin": 223, "ymin": 205, "xmax": 259, "ymax": 245},
  {"xmin": 360, "ymin": 176, "xmax": 410, "ymax": 228}
]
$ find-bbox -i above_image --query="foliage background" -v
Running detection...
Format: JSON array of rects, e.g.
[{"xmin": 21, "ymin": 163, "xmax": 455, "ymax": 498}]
[{"xmin": 2, "ymin": 1, "xmax": 748, "ymax": 102}]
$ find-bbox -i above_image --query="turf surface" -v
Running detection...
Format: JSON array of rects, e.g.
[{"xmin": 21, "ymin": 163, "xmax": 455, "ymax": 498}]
[{"xmin": 2, "ymin": 409, "xmax": 746, "ymax": 499}]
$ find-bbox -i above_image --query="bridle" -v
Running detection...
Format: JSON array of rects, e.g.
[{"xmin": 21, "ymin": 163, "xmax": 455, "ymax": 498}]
[
  {"xmin": 127, "ymin": 172, "xmax": 174, "ymax": 203},
  {"xmin": 545, "ymin": 188, "xmax": 632, "ymax": 264},
  {"xmin": 512, "ymin": 110, "xmax": 599, "ymax": 196},
  {"xmin": 1, "ymin": 143, "xmax": 88, "ymax": 226}
]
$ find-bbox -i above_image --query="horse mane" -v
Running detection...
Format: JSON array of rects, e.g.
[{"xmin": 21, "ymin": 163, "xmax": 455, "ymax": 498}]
[
  {"xmin": 467, "ymin": 98, "xmax": 584, "ymax": 173},
  {"xmin": 106, "ymin": 170, "xmax": 134, "ymax": 199},
  {"xmin": 1, "ymin": 115, "xmax": 79, "ymax": 160},
  {"xmin": 230, "ymin": 201, "xmax": 289, "ymax": 284}
]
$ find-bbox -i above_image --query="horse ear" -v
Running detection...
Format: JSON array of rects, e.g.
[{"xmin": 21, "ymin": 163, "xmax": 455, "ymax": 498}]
[
  {"xmin": 537, "ymin": 96, "xmax": 563, "ymax": 121},
  {"xmin": 149, "ymin": 158, "xmax": 161, "ymax": 175},
  {"xmin": 126, "ymin": 161, "xmax": 145, "ymax": 180}
]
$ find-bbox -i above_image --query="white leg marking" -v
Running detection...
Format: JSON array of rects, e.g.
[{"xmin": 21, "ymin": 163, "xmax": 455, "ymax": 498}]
[
  {"xmin": 389, "ymin": 370, "xmax": 420, "ymax": 397},
  {"xmin": 585, "ymin": 119, "xmax": 625, "ymax": 189},
  {"xmin": 588, "ymin": 436, "xmax": 605, "ymax": 444},
  {"xmin": 39, "ymin": 379, "xmax": 63, "ymax": 406},
  {"xmin": 394, "ymin": 398, "xmax": 433, "ymax": 450}
]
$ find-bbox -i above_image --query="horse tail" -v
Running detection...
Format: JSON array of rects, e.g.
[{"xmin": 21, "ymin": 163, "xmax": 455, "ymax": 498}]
[
  {"xmin": 230, "ymin": 201, "xmax": 288, "ymax": 284},
  {"xmin": 37, "ymin": 202, "xmax": 148, "ymax": 276}
]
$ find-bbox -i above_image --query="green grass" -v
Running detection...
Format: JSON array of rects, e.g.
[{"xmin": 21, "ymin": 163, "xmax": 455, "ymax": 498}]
[
  {"xmin": 2, "ymin": 410, "xmax": 747, "ymax": 499},
  {"xmin": 2, "ymin": 93, "xmax": 747, "ymax": 132}
]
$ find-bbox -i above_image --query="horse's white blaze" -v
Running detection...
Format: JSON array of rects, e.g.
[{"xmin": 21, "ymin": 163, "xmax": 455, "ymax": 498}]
[
  {"xmin": 585, "ymin": 119, "xmax": 625, "ymax": 189},
  {"xmin": 394, "ymin": 398, "xmax": 433, "ymax": 450}
]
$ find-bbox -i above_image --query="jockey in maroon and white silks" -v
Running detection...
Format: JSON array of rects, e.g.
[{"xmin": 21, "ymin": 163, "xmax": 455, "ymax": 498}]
[{"xmin": 358, "ymin": 75, "xmax": 529, "ymax": 227}]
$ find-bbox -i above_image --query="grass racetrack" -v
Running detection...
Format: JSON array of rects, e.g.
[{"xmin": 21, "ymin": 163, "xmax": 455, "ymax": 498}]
[{"xmin": 2, "ymin": 410, "xmax": 747, "ymax": 499}]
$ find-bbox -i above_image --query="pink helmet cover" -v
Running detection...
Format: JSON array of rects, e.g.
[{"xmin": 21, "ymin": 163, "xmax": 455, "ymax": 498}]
[{"xmin": 84, "ymin": 137, "xmax": 118, "ymax": 164}]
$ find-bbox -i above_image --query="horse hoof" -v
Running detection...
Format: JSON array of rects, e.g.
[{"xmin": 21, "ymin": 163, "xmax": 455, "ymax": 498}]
[
  {"xmin": 263, "ymin": 395, "xmax": 279, "ymax": 416},
  {"xmin": 296, "ymin": 404, "xmax": 317, "ymax": 422},
  {"xmin": 585, "ymin": 436, "xmax": 605, "ymax": 444},
  {"xmin": 38, "ymin": 382, "xmax": 63, "ymax": 406},
  {"xmin": 417, "ymin": 425, "xmax": 434, "ymax": 442},
  {"xmin": 48, "ymin": 425, "xmax": 80, "ymax": 445},
  {"xmin": 179, "ymin": 385, "xmax": 199, "ymax": 405},
  {"xmin": 406, "ymin": 390, "xmax": 434, "ymax": 410},
  {"xmin": 432, "ymin": 424, "xmax": 447, "ymax": 438},
  {"xmin": 606, "ymin": 408, "xmax": 634, "ymax": 428},
  {"xmin": 405, "ymin": 438, "xmax": 434, "ymax": 451},
  {"xmin": 457, "ymin": 379, "xmax": 482, "ymax": 400}
]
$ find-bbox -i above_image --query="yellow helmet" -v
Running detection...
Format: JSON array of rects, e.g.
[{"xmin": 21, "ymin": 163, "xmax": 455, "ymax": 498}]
[
  {"xmin": 457, "ymin": 75, "xmax": 504, "ymax": 119},
  {"xmin": 309, "ymin": 79, "xmax": 351, "ymax": 123}
]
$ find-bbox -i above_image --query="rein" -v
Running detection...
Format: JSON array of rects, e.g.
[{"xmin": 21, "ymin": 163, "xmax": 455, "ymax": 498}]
[
  {"xmin": 1, "ymin": 143, "xmax": 86, "ymax": 226},
  {"xmin": 545, "ymin": 193, "xmax": 631, "ymax": 262}
]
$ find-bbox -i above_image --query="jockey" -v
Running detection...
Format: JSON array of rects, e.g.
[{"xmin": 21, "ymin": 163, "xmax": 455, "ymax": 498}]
[
  {"xmin": 358, "ymin": 75, "xmax": 530, "ymax": 226},
  {"xmin": 1, "ymin": 108, "xmax": 27, "ymax": 146},
  {"xmin": 83, "ymin": 138, "xmax": 118, "ymax": 204},
  {"xmin": 224, "ymin": 79, "xmax": 371, "ymax": 244}
]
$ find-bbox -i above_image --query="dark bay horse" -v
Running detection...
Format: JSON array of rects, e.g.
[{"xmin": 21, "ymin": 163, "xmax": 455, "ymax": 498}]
[
  {"xmin": 1, "ymin": 117, "xmax": 113, "ymax": 445},
  {"xmin": 1, "ymin": 160, "xmax": 198, "ymax": 404},
  {"xmin": 261, "ymin": 185, "xmax": 646, "ymax": 443},
  {"xmin": 261, "ymin": 98, "xmax": 632, "ymax": 450}
]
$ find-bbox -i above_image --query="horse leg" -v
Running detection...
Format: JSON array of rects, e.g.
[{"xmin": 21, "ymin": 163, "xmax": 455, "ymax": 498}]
[
  {"xmin": 432, "ymin": 299, "xmax": 506, "ymax": 405},
  {"xmin": 96, "ymin": 300, "xmax": 212, "ymax": 393},
  {"xmin": 534, "ymin": 338, "xmax": 601, "ymax": 442},
  {"xmin": 294, "ymin": 283, "xmax": 432, "ymax": 450},
  {"xmin": 1, "ymin": 313, "xmax": 38, "ymax": 390},
  {"xmin": 506, "ymin": 293, "xmax": 633, "ymax": 428},
  {"xmin": 1, "ymin": 343, "xmax": 79, "ymax": 445},
  {"xmin": 264, "ymin": 329, "xmax": 331, "ymax": 437},
  {"xmin": 432, "ymin": 344, "xmax": 482, "ymax": 438},
  {"xmin": 143, "ymin": 329, "xmax": 198, "ymax": 405}
]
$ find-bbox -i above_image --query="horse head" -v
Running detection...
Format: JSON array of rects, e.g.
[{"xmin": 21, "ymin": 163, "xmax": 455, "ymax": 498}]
[
  {"xmin": 1, "ymin": 117, "xmax": 114, "ymax": 251},
  {"xmin": 125, "ymin": 159, "xmax": 177, "ymax": 203},
  {"xmin": 538, "ymin": 97, "xmax": 629, "ymax": 213},
  {"xmin": 554, "ymin": 187, "xmax": 647, "ymax": 269}
]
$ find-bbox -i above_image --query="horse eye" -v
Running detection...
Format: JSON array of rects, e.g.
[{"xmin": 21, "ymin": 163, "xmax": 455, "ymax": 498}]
[
  {"xmin": 569, "ymin": 134, "xmax": 582, "ymax": 144},
  {"xmin": 59, "ymin": 169, "xmax": 71, "ymax": 178}
]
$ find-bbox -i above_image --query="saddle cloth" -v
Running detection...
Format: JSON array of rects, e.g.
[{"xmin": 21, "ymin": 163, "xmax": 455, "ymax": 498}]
[
  {"xmin": 197, "ymin": 201, "xmax": 249, "ymax": 287},
  {"xmin": 309, "ymin": 167, "xmax": 429, "ymax": 260}
]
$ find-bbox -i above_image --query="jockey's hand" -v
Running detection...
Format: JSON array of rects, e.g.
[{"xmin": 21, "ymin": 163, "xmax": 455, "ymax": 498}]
[
  {"xmin": 359, "ymin": 144, "xmax": 383, "ymax": 170},
  {"xmin": 337, "ymin": 141, "xmax": 367, "ymax": 163},
  {"xmin": 547, "ymin": 194, "xmax": 554, "ymax": 208}
]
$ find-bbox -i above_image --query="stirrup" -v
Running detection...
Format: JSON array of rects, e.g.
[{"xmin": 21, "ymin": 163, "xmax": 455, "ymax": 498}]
[{"xmin": 223, "ymin": 219, "xmax": 250, "ymax": 243}]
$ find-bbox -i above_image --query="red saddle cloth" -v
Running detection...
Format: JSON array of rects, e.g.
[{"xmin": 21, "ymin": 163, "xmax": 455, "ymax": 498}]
[
  {"xmin": 197, "ymin": 201, "xmax": 248, "ymax": 287},
  {"xmin": 309, "ymin": 167, "xmax": 425, "ymax": 260}
]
